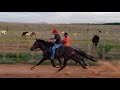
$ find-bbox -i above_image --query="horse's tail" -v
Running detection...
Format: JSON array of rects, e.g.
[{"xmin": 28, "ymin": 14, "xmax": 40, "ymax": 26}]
[{"xmin": 74, "ymin": 49, "xmax": 97, "ymax": 62}]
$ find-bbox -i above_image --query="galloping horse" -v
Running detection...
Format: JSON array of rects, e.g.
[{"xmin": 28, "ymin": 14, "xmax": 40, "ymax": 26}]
[
  {"xmin": 22, "ymin": 32, "xmax": 35, "ymax": 37},
  {"xmin": 30, "ymin": 39, "xmax": 97, "ymax": 72}
]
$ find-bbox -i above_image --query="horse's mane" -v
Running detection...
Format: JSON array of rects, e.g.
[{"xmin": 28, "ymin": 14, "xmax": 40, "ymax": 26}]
[
  {"xmin": 37, "ymin": 39, "xmax": 47, "ymax": 45},
  {"xmin": 37, "ymin": 39, "xmax": 54, "ymax": 47}
]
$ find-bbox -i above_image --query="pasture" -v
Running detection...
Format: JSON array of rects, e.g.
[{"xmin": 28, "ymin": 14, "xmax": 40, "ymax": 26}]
[{"xmin": 0, "ymin": 22, "xmax": 120, "ymax": 77}]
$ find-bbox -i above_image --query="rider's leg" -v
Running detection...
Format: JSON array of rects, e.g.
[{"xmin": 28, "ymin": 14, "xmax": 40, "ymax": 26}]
[
  {"xmin": 50, "ymin": 44, "xmax": 60, "ymax": 60},
  {"xmin": 50, "ymin": 45, "xmax": 56, "ymax": 59}
]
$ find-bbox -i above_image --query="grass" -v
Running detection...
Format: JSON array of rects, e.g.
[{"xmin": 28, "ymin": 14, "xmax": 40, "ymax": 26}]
[{"xmin": 0, "ymin": 22, "xmax": 119, "ymax": 64}]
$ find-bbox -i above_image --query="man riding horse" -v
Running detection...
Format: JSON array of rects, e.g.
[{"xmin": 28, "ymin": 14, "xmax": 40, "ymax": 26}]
[{"xmin": 48, "ymin": 29, "xmax": 62, "ymax": 61}]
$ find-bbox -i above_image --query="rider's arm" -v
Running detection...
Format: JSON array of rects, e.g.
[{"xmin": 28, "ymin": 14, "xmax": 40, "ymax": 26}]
[{"xmin": 48, "ymin": 37, "xmax": 56, "ymax": 43}]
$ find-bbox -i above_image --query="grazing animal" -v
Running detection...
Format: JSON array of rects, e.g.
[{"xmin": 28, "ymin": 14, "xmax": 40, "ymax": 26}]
[
  {"xmin": 98, "ymin": 29, "xmax": 101, "ymax": 33},
  {"xmin": 0, "ymin": 30, "xmax": 7, "ymax": 35},
  {"xmin": 87, "ymin": 29, "xmax": 89, "ymax": 31},
  {"xmin": 30, "ymin": 32, "xmax": 35, "ymax": 36},
  {"xmin": 92, "ymin": 35, "xmax": 100, "ymax": 49},
  {"xmin": 22, "ymin": 32, "xmax": 35, "ymax": 37},
  {"xmin": 61, "ymin": 31, "xmax": 65, "ymax": 34},
  {"xmin": 22, "ymin": 32, "xmax": 28, "ymax": 37},
  {"xmin": 30, "ymin": 39, "xmax": 97, "ymax": 71},
  {"xmin": 73, "ymin": 33, "xmax": 78, "ymax": 36}
]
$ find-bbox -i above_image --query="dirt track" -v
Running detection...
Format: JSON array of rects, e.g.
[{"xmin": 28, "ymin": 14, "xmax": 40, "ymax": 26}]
[{"xmin": 0, "ymin": 61, "xmax": 120, "ymax": 78}]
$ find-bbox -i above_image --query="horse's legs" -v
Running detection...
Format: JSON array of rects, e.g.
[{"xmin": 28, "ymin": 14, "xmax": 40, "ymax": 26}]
[
  {"xmin": 72, "ymin": 55, "xmax": 87, "ymax": 69},
  {"xmin": 58, "ymin": 59, "xmax": 68, "ymax": 72},
  {"xmin": 51, "ymin": 60, "xmax": 56, "ymax": 67},
  {"xmin": 92, "ymin": 43, "xmax": 94, "ymax": 49},
  {"xmin": 95, "ymin": 42, "xmax": 98, "ymax": 49},
  {"xmin": 95, "ymin": 43, "xmax": 97, "ymax": 49},
  {"xmin": 80, "ymin": 58, "xmax": 87, "ymax": 66},
  {"xmin": 31, "ymin": 57, "xmax": 46, "ymax": 70},
  {"xmin": 58, "ymin": 58, "xmax": 63, "ymax": 67},
  {"xmin": 77, "ymin": 60, "xmax": 87, "ymax": 69},
  {"xmin": 75, "ymin": 61, "xmax": 78, "ymax": 65}
]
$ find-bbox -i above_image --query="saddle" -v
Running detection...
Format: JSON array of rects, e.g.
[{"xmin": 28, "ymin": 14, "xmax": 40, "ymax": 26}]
[{"xmin": 50, "ymin": 44, "xmax": 65, "ymax": 57}]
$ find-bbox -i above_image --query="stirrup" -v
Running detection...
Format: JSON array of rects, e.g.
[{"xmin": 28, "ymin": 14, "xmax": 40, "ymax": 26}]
[{"xmin": 49, "ymin": 58, "xmax": 54, "ymax": 60}]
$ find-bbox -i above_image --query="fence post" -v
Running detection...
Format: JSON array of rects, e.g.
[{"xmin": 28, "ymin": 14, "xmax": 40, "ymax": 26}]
[
  {"xmin": 102, "ymin": 47, "xmax": 105, "ymax": 60},
  {"xmin": 29, "ymin": 40, "xmax": 35, "ymax": 62},
  {"xmin": 87, "ymin": 43, "xmax": 91, "ymax": 55},
  {"xmin": 16, "ymin": 41, "xmax": 19, "ymax": 61},
  {"xmin": 3, "ymin": 38, "xmax": 7, "ymax": 61}
]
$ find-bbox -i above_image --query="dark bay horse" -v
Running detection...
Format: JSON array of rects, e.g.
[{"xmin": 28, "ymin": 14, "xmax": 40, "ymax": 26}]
[{"xmin": 30, "ymin": 39, "xmax": 97, "ymax": 71}]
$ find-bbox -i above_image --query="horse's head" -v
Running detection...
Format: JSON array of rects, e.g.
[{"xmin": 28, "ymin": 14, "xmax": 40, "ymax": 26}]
[
  {"xmin": 30, "ymin": 39, "xmax": 49, "ymax": 51},
  {"xmin": 30, "ymin": 39, "xmax": 41, "ymax": 51}
]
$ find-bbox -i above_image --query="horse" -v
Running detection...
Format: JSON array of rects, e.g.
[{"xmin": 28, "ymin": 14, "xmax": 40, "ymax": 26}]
[
  {"xmin": 30, "ymin": 39, "xmax": 97, "ymax": 72},
  {"xmin": 92, "ymin": 35, "xmax": 100, "ymax": 49}
]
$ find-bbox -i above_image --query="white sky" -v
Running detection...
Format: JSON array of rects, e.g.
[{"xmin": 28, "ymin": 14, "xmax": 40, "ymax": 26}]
[{"xmin": 0, "ymin": 12, "xmax": 120, "ymax": 23}]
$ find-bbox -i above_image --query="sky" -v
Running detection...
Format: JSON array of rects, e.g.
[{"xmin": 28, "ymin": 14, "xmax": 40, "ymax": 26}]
[{"xmin": 0, "ymin": 12, "xmax": 120, "ymax": 23}]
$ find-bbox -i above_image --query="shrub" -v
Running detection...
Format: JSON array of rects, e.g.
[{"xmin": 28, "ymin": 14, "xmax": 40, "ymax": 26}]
[
  {"xmin": 5, "ymin": 52, "xmax": 17, "ymax": 61},
  {"xmin": 33, "ymin": 53, "xmax": 42, "ymax": 60},
  {"xmin": 19, "ymin": 53, "xmax": 32, "ymax": 61},
  {"xmin": 96, "ymin": 43, "xmax": 114, "ymax": 58}
]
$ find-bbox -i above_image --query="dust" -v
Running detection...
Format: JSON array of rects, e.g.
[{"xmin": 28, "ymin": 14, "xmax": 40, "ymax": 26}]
[{"xmin": 99, "ymin": 61, "xmax": 118, "ymax": 72}]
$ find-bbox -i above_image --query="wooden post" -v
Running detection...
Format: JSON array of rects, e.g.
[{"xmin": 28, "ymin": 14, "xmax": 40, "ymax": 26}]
[
  {"xmin": 102, "ymin": 47, "xmax": 105, "ymax": 60},
  {"xmin": 3, "ymin": 38, "xmax": 7, "ymax": 61},
  {"xmin": 29, "ymin": 39, "xmax": 34, "ymax": 62},
  {"xmin": 16, "ymin": 41, "xmax": 19, "ymax": 61},
  {"xmin": 87, "ymin": 43, "xmax": 91, "ymax": 55}
]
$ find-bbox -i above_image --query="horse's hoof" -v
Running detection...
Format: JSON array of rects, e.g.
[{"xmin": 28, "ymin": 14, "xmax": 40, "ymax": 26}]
[
  {"xmin": 30, "ymin": 67, "xmax": 34, "ymax": 70},
  {"xmin": 83, "ymin": 67, "xmax": 87, "ymax": 69},
  {"xmin": 56, "ymin": 66, "xmax": 61, "ymax": 68}
]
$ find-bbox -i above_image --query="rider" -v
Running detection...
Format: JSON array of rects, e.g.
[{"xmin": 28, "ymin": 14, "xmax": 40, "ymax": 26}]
[
  {"xmin": 62, "ymin": 32, "xmax": 70, "ymax": 46},
  {"xmin": 48, "ymin": 29, "xmax": 61, "ymax": 60}
]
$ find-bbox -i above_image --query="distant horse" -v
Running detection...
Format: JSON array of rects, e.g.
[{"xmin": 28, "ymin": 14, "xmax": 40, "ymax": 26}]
[
  {"xmin": 22, "ymin": 32, "xmax": 35, "ymax": 37},
  {"xmin": 92, "ymin": 35, "xmax": 100, "ymax": 49},
  {"xmin": 30, "ymin": 39, "xmax": 97, "ymax": 71}
]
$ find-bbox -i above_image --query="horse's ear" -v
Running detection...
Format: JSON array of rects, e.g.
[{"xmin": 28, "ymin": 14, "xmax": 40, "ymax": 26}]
[{"xmin": 36, "ymin": 38, "xmax": 38, "ymax": 41}]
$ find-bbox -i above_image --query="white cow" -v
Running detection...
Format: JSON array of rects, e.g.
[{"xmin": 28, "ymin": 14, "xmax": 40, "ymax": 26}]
[
  {"xmin": 0, "ymin": 30, "xmax": 7, "ymax": 35},
  {"xmin": 25, "ymin": 32, "xmax": 32, "ymax": 36}
]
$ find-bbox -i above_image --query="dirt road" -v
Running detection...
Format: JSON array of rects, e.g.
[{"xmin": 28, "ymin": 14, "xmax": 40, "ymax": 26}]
[{"xmin": 0, "ymin": 61, "xmax": 120, "ymax": 78}]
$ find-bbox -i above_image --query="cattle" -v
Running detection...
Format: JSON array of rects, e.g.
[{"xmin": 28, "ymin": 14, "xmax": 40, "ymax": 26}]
[
  {"xmin": 92, "ymin": 35, "xmax": 100, "ymax": 49},
  {"xmin": 22, "ymin": 32, "xmax": 28, "ymax": 37},
  {"xmin": 22, "ymin": 32, "xmax": 35, "ymax": 37}
]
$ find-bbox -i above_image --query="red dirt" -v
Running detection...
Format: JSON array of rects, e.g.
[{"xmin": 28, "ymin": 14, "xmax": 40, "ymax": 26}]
[{"xmin": 0, "ymin": 62, "xmax": 120, "ymax": 78}]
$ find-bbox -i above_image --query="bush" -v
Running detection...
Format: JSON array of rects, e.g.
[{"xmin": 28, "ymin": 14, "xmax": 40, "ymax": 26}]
[
  {"xmin": 33, "ymin": 53, "xmax": 42, "ymax": 60},
  {"xmin": 5, "ymin": 52, "xmax": 17, "ymax": 61},
  {"xmin": 19, "ymin": 53, "xmax": 32, "ymax": 61},
  {"xmin": 96, "ymin": 43, "xmax": 114, "ymax": 58},
  {"xmin": 5, "ymin": 52, "xmax": 17, "ymax": 58}
]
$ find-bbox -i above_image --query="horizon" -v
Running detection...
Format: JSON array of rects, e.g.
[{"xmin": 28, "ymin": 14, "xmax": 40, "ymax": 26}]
[
  {"xmin": 0, "ymin": 12, "xmax": 120, "ymax": 23},
  {"xmin": 0, "ymin": 21, "xmax": 120, "ymax": 24}
]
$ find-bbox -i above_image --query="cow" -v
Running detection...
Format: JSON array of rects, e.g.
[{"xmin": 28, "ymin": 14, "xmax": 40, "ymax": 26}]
[{"xmin": 92, "ymin": 35, "xmax": 100, "ymax": 49}]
